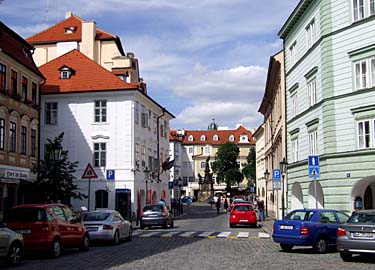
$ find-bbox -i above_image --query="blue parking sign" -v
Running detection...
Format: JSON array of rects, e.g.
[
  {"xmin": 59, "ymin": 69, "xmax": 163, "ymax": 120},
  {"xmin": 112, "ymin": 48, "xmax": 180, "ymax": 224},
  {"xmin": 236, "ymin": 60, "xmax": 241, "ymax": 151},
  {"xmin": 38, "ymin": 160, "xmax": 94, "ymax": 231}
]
[
  {"xmin": 272, "ymin": 169, "xmax": 281, "ymax": 181},
  {"xmin": 106, "ymin": 170, "xmax": 115, "ymax": 180}
]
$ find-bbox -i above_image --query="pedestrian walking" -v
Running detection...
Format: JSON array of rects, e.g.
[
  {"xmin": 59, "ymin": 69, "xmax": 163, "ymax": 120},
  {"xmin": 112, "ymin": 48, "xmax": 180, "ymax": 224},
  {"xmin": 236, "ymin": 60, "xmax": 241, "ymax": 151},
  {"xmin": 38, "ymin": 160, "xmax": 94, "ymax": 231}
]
[
  {"xmin": 215, "ymin": 197, "xmax": 221, "ymax": 214},
  {"xmin": 257, "ymin": 199, "xmax": 265, "ymax": 221},
  {"xmin": 224, "ymin": 198, "xmax": 229, "ymax": 213}
]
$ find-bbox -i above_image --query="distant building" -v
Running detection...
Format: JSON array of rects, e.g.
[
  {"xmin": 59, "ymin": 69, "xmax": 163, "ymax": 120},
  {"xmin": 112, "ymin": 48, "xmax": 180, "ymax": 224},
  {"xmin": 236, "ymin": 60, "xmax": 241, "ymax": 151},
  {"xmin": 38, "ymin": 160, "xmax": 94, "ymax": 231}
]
[{"xmin": 0, "ymin": 21, "xmax": 44, "ymax": 218}]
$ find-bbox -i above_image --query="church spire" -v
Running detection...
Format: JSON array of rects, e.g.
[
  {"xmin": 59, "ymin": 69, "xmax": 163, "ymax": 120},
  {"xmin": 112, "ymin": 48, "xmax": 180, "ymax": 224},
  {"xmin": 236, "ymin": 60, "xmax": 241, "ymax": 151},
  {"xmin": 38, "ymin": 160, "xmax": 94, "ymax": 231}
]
[{"xmin": 208, "ymin": 118, "xmax": 218, "ymax": 130}]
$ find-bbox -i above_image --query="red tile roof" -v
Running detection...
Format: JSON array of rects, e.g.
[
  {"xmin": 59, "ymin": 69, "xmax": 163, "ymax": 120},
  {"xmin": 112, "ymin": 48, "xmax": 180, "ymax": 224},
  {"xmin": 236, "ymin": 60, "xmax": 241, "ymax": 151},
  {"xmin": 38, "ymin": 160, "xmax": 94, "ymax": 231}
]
[
  {"xmin": 0, "ymin": 21, "xmax": 44, "ymax": 79},
  {"xmin": 39, "ymin": 49, "xmax": 140, "ymax": 94},
  {"xmin": 26, "ymin": 15, "xmax": 115, "ymax": 44},
  {"xmin": 172, "ymin": 125, "xmax": 255, "ymax": 145}
]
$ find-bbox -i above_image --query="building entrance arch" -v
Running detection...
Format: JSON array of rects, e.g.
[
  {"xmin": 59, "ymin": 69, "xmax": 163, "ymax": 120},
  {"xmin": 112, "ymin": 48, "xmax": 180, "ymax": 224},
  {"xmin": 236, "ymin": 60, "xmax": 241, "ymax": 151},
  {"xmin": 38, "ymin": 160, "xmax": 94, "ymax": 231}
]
[
  {"xmin": 352, "ymin": 176, "xmax": 375, "ymax": 210},
  {"xmin": 291, "ymin": 182, "xmax": 303, "ymax": 210},
  {"xmin": 308, "ymin": 180, "xmax": 324, "ymax": 209}
]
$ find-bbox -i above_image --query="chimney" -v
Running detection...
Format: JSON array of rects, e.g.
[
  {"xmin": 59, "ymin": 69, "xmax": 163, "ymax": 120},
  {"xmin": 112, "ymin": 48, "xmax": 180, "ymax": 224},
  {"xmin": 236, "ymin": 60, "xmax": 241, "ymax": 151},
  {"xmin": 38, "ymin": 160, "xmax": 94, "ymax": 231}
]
[
  {"xmin": 81, "ymin": 21, "xmax": 96, "ymax": 61},
  {"xmin": 65, "ymin": 11, "xmax": 73, "ymax": 19}
]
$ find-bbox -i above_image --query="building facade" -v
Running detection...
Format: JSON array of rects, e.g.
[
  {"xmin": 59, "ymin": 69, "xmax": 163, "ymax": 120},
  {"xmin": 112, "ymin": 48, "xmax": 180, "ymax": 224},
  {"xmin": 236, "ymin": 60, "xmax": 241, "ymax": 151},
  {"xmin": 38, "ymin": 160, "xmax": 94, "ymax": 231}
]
[
  {"xmin": 0, "ymin": 22, "xmax": 44, "ymax": 218},
  {"xmin": 258, "ymin": 51, "xmax": 287, "ymax": 219},
  {"xmin": 279, "ymin": 0, "xmax": 375, "ymax": 212}
]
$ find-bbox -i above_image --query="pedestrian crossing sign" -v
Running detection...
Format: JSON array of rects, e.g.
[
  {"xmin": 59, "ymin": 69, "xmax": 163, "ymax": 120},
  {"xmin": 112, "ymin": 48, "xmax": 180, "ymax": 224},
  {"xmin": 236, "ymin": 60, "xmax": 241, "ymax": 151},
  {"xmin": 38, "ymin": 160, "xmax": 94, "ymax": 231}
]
[
  {"xmin": 309, "ymin": 167, "xmax": 320, "ymax": 179},
  {"xmin": 82, "ymin": 163, "xmax": 98, "ymax": 179}
]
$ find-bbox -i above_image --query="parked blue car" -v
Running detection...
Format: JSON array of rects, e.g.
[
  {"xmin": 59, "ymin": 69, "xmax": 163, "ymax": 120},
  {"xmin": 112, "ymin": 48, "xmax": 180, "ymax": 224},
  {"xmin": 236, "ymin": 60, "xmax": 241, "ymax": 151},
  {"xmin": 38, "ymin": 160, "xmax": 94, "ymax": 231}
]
[{"xmin": 272, "ymin": 209, "xmax": 349, "ymax": 253}]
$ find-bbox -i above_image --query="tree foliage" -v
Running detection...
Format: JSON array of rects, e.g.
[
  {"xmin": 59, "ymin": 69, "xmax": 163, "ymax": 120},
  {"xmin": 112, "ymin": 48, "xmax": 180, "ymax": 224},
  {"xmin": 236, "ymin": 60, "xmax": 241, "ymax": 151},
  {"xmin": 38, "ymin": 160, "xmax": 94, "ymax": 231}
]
[
  {"xmin": 32, "ymin": 133, "xmax": 87, "ymax": 203},
  {"xmin": 242, "ymin": 147, "xmax": 256, "ymax": 186},
  {"xmin": 212, "ymin": 142, "xmax": 243, "ymax": 191}
]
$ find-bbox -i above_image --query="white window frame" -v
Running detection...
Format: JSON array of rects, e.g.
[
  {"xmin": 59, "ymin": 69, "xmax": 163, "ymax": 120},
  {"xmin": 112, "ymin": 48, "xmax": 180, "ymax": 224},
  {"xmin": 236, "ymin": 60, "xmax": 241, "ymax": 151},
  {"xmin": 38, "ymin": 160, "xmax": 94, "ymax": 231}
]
[
  {"xmin": 200, "ymin": 135, "xmax": 206, "ymax": 141},
  {"xmin": 357, "ymin": 119, "xmax": 372, "ymax": 149},
  {"xmin": 213, "ymin": 134, "xmax": 219, "ymax": 141},
  {"xmin": 355, "ymin": 57, "xmax": 375, "ymax": 90},
  {"xmin": 308, "ymin": 78, "xmax": 317, "ymax": 107},
  {"xmin": 0, "ymin": 118, "xmax": 4, "ymax": 151},
  {"xmin": 371, "ymin": 0, "xmax": 375, "ymax": 15},
  {"xmin": 94, "ymin": 100, "xmax": 107, "ymax": 123},
  {"xmin": 229, "ymin": 135, "xmax": 235, "ymax": 142},
  {"xmin": 289, "ymin": 42, "xmax": 297, "ymax": 66},
  {"xmin": 93, "ymin": 142, "xmax": 106, "ymax": 167},
  {"xmin": 204, "ymin": 146, "xmax": 210, "ymax": 154},
  {"xmin": 188, "ymin": 135, "xmax": 194, "ymax": 142},
  {"xmin": 352, "ymin": 0, "xmax": 365, "ymax": 22},
  {"xmin": 308, "ymin": 130, "xmax": 318, "ymax": 156},
  {"xmin": 291, "ymin": 93, "xmax": 297, "ymax": 118},
  {"xmin": 135, "ymin": 101, "xmax": 139, "ymax": 125},
  {"xmin": 291, "ymin": 139, "xmax": 298, "ymax": 162},
  {"xmin": 306, "ymin": 19, "xmax": 316, "ymax": 49}
]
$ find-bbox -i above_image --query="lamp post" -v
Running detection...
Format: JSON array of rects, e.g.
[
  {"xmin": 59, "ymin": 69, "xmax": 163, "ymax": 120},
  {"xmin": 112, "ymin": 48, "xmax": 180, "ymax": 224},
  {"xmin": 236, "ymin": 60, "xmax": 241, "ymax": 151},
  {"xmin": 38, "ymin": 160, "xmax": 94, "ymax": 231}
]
[
  {"xmin": 264, "ymin": 170, "xmax": 270, "ymax": 217},
  {"xmin": 50, "ymin": 146, "xmax": 62, "ymax": 203},
  {"xmin": 280, "ymin": 158, "xmax": 288, "ymax": 219},
  {"xmin": 144, "ymin": 167, "xmax": 150, "ymax": 206}
]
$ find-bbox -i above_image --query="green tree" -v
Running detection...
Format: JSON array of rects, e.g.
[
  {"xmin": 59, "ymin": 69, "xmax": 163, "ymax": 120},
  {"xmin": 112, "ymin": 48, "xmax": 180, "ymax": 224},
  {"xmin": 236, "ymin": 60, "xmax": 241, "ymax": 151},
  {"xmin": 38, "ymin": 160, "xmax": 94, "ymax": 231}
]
[
  {"xmin": 32, "ymin": 133, "xmax": 86, "ymax": 203},
  {"xmin": 242, "ymin": 147, "xmax": 256, "ymax": 187},
  {"xmin": 212, "ymin": 142, "xmax": 243, "ymax": 192}
]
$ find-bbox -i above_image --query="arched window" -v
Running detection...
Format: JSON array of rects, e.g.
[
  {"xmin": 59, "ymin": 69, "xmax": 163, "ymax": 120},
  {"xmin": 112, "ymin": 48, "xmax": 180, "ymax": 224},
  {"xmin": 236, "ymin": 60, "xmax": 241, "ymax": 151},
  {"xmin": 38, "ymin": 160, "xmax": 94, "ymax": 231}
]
[
  {"xmin": 95, "ymin": 190, "xmax": 108, "ymax": 209},
  {"xmin": 213, "ymin": 134, "xmax": 219, "ymax": 141},
  {"xmin": 200, "ymin": 135, "xmax": 206, "ymax": 141},
  {"xmin": 188, "ymin": 135, "xmax": 194, "ymax": 142},
  {"xmin": 229, "ymin": 135, "xmax": 235, "ymax": 142}
]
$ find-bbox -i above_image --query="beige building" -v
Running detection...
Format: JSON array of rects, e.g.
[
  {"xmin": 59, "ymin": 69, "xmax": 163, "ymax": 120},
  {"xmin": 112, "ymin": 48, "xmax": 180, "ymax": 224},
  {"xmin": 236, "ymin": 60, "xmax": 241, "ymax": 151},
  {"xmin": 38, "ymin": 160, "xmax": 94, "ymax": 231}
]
[
  {"xmin": 253, "ymin": 124, "xmax": 266, "ymax": 204},
  {"xmin": 0, "ymin": 22, "xmax": 44, "ymax": 218},
  {"xmin": 257, "ymin": 50, "xmax": 287, "ymax": 219}
]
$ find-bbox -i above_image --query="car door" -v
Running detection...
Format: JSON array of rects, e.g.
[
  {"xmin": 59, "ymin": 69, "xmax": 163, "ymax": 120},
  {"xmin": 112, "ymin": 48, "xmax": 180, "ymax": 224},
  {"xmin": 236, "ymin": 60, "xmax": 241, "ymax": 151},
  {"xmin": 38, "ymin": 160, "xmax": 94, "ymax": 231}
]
[
  {"xmin": 62, "ymin": 206, "xmax": 83, "ymax": 246},
  {"xmin": 319, "ymin": 211, "xmax": 340, "ymax": 245},
  {"xmin": 49, "ymin": 206, "xmax": 72, "ymax": 246},
  {"xmin": 113, "ymin": 212, "xmax": 125, "ymax": 238},
  {"xmin": 0, "ymin": 226, "xmax": 9, "ymax": 258}
]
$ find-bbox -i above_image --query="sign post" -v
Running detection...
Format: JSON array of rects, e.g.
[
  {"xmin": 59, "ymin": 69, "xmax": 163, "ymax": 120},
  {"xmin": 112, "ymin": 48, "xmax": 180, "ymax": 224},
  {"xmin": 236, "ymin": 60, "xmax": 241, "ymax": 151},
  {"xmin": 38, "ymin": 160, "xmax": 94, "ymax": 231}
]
[
  {"xmin": 272, "ymin": 169, "xmax": 281, "ymax": 219},
  {"xmin": 82, "ymin": 163, "xmax": 98, "ymax": 211},
  {"xmin": 308, "ymin": 156, "xmax": 320, "ymax": 209}
]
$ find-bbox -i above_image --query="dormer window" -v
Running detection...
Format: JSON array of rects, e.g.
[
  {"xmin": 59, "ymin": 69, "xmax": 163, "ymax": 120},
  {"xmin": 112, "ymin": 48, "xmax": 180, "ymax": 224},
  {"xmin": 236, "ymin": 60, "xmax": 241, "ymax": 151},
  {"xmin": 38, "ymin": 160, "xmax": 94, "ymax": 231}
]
[
  {"xmin": 200, "ymin": 135, "xmax": 206, "ymax": 141},
  {"xmin": 59, "ymin": 66, "xmax": 75, "ymax": 79},
  {"xmin": 213, "ymin": 134, "xmax": 219, "ymax": 141},
  {"xmin": 229, "ymin": 135, "xmax": 235, "ymax": 142},
  {"xmin": 240, "ymin": 134, "xmax": 249, "ymax": 143},
  {"xmin": 64, "ymin": 26, "xmax": 77, "ymax": 34},
  {"xmin": 188, "ymin": 135, "xmax": 194, "ymax": 142}
]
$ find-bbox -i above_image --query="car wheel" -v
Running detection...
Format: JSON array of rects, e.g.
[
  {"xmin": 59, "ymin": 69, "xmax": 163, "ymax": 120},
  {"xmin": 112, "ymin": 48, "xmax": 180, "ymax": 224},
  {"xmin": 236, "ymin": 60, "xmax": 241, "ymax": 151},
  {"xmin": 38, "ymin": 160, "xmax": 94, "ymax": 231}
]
[
  {"xmin": 7, "ymin": 241, "xmax": 23, "ymax": 265},
  {"xmin": 80, "ymin": 234, "xmax": 90, "ymax": 251},
  {"xmin": 113, "ymin": 230, "xmax": 120, "ymax": 245},
  {"xmin": 280, "ymin": 244, "xmax": 294, "ymax": 252},
  {"xmin": 314, "ymin": 238, "xmax": 327, "ymax": 254},
  {"xmin": 140, "ymin": 225, "xmax": 145, "ymax": 230},
  {"xmin": 50, "ymin": 238, "xmax": 61, "ymax": 258},
  {"xmin": 340, "ymin": 252, "xmax": 353, "ymax": 262}
]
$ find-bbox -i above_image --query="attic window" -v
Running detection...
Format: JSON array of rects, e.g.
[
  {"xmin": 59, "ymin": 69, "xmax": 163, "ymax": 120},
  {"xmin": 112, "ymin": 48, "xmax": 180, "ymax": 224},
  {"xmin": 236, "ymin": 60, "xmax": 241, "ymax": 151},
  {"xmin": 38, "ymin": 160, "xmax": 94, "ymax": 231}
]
[
  {"xmin": 240, "ymin": 134, "xmax": 249, "ymax": 143},
  {"xmin": 200, "ymin": 135, "xmax": 206, "ymax": 141},
  {"xmin": 213, "ymin": 134, "xmax": 219, "ymax": 141},
  {"xmin": 229, "ymin": 135, "xmax": 235, "ymax": 142},
  {"xmin": 188, "ymin": 135, "xmax": 194, "ymax": 142},
  {"xmin": 65, "ymin": 27, "xmax": 77, "ymax": 34},
  {"xmin": 60, "ymin": 67, "xmax": 73, "ymax": 79}
]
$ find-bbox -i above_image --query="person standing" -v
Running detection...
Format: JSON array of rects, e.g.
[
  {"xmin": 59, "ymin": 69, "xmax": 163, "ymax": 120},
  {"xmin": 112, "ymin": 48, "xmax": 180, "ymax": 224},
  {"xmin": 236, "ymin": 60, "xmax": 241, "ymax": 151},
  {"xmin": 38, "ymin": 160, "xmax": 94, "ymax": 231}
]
[
  {"xmin": 224, "ymin": 198, "xmax": 229, "ymax": 213},
  {"xmin": 215, "ymin": 197, "xmax": 221, "ymax": 214},
  {"xmin": 257, "ymin": 199, "xmax": 265, "ymax": 221}
]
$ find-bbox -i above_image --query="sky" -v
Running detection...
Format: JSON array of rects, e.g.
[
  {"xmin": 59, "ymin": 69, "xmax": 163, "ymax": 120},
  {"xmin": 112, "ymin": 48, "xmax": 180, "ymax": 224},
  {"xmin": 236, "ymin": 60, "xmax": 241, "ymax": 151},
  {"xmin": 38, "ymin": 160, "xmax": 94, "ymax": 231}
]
[{"xmin": 0, "ymin": 0, "xmax": 300, "ymax": 131}]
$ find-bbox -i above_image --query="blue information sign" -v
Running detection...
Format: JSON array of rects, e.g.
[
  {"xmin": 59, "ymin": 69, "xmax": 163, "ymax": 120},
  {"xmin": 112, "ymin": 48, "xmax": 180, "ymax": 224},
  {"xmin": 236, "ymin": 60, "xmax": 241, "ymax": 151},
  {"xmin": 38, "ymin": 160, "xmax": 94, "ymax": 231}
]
[
  {"xmin": 308, "ymin": 155, "xmax": 320, "ymax": 178},
  {"xmin": 106, "ymin": 170, "xmax": 115, "ymax": 180},
  {"xmin": 272, "ymin": 169, "xmax": 281, "ymax": 190}
]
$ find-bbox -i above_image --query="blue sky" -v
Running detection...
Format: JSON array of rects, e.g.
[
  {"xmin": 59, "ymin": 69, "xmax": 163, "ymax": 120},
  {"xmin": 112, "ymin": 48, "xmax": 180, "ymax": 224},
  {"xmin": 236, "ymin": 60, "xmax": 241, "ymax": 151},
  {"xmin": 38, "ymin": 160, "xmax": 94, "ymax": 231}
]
[{"xmin": 0, "ymin": 0, "xmax": 300, "ymax": 130}]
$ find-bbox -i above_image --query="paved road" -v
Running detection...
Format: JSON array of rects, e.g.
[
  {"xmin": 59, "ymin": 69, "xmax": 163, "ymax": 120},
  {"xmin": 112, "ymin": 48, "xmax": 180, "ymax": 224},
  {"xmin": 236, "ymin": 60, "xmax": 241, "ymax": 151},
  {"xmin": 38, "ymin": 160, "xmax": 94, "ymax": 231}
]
[{"xmin": 2, "ymin": 203, "xmax": 374, "ymax": 270}]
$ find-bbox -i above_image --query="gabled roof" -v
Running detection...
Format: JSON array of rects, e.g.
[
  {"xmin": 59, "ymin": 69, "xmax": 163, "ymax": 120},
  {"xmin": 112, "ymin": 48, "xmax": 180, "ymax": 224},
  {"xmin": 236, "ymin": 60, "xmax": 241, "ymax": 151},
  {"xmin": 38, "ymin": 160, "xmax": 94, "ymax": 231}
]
[
  {"xmin": 178, "ymin": 125, "xmax": 255, "ymax": 146},
  {"xmin": 26, "ymin": 15, "xmax": 125, "ymax": 55},
  {"xmin": 39, "ymin": 49, "xmax": 140, "ymax": 94},
  {"xmin": 0, "ymin": 21, "xmax": 44, "ymax": 79}
]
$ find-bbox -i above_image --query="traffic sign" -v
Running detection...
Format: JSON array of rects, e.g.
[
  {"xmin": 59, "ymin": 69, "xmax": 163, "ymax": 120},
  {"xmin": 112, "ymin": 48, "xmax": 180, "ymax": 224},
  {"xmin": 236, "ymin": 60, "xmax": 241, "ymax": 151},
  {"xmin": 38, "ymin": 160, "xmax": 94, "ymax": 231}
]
[
  {"xmin": 272, "ymin": 169, "xmax": 281, "ymax": 181},
  {"xmin": 82, "ymin": 163, "xmax": 98, "ymax": 179},
  {"xmin": 308, "ymin": 155, "xmax": 320, "ymax": 178},
  {"xmin": 106, "ymin": 170, "xmax": 115, "ymax": 180},
  {"xmin": 308, "ymin": 155, "xmax": 319, "ymax": 167},
  {"xmin": 273, "ymin": 181, "xmax": 282, "ymax": 190},
  {"xmin": 309, "ymin": 167, "xmax": 320, "ymax": 178}
]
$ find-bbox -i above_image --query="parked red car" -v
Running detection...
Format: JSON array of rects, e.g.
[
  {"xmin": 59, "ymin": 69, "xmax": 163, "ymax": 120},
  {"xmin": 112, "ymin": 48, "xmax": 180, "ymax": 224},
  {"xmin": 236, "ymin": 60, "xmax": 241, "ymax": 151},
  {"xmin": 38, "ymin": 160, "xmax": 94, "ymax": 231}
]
[
  {"xmin": 229, "ymin": 203, "xmax": 257, "ymax": 228},
  {"xmin": 5, "ymin": 204, "xmax": 89, "ymax": 257}
]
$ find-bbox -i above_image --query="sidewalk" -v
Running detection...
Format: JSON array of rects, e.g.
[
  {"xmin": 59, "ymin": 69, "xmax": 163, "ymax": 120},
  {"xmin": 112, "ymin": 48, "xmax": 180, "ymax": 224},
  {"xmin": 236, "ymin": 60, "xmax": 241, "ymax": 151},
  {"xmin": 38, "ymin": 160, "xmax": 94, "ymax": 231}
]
[{"xmin": 259, "ymin": 212, "xmax": 275, "ymax": 236}]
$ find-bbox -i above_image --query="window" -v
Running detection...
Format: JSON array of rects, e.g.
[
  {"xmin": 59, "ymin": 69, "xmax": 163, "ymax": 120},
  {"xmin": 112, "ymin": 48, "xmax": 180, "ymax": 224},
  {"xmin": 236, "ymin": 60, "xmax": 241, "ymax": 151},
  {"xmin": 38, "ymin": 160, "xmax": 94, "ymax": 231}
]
[
  {"xmin": 0, "ymin": 118, "xmax": 4, "ymax": 151},
  {"xmin": 0, "ymin": 63, "xmax": 6, "ymax": 90},
  {"xmin": 353, "ymin": 0, "xmax": 364, "ymax": 21},
  {"xmin": 188, "ymin": 135, "xmax": 194, "ymax": 142},
  {"xmin": 141, "ymin": 145, "xmax": 146, "ymax": 168},
  {"xmin": 308, "ymin": 78, "xmax": 317, "ymax": 107},
  {"xmin": 229, "ymin": 135, "xmax": 235, "ymax": 142},
  {"xmin": 306, "ymin": 19, "xmax": 316, "ymax": 49},
  {"xmin": 21, "ymin": 76, "xmax": 28, "ymax": 102},
  {"xmin": 292, "ymin": 139, "xmax": 298, "ymax": 162},
  {"xmin": 32, "ymin": 83, "xmax": 37, "ymax": 105},
  {"xmin": 60, "ymin": 67, "xmax": 72, "ymax": 79},
  {"xmin": 200, "ymin": 135, "xmax": 206, "ymax": 141},
  {"xmin": 134, "ymin": 102, "xmax": 139, "ymax": 125},
  {"xmin": 160, "ymin": 123, "xmax": 164, "ymax": 137},
  {"xmin": 94, "ymin": 100, "xmax": 106, "ymax": 123},
  {"xmin": 213, "ymin": 134, "xmax": 219, "ymax": 141},
  {"xmin": 31, "ymin": 128, "xmax": 36, "ymax": 157},
  {"xmin": 141, "ymin": 112, "xmax": 148, "ymax": 128},
  {"xmin": 355, "ymin": 57, "xmax": 375, "ymax": 90},
  {"xmin": 188, "ymin": 176, "xmax": 194, "ymax": 182},
  {"xmin": 94, "ymin": 142, "xmax": 106, "ymax": 167},
  {"xmin": 371, "ymin": 0, "xmax": 375, "ymax": 15},
  {"xmin": 200, "ymin": 162, "xmax": 206, "ymax": 169},
  {"xmin": 45, "ymin": 102, "xmax": 57, "ymax": 125},
  {"xmin": 204, "ymin": 146, "xmax": 210, "ymax": 154},
  {"xmin": 188, "ymin": 147, "xmax": 193, "ymax": 154},
  {"xmin": 135, "ymin": 143, "xmax": 140, "ymax": 167},
  {"xmin": 289, "ymin": 42, "xmax": 297, "ymax": 66},
  {"xmin": 95, "ymin": 190, "xmax": 108, "ymax": 209},
  {"xmin": 9, "ymin": 121, "xmax": 16, "ymax": 152},
  {"xmin": 21, "ymin": 125, "xmax": 27, "ymax": 155},
  {"xmin": 291, "ymin": 93, "xmax": 297, "ymax": 117},
  {"xmin": 357, "ymin": 120, "xmax": 371, "ymax": 149},
  {"xmin": 50, "ymin": 206, "xmax": 66, "ymax": 221},
  {"xmin": 11, "ymin": 70, "xmax": 17, "ymax": 97},
  {"xmin": 308, "ymin": 130, "xmax": 318, "ymax": 155}
]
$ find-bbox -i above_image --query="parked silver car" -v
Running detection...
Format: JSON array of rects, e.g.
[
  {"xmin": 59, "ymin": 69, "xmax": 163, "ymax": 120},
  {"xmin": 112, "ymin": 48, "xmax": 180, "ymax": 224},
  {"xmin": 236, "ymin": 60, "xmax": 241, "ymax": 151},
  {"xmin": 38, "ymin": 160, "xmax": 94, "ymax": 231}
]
[
  {"xmin": 337, "ymin": 210, "xmax": 375, "ymax": 261},
  {"xmin": 0, "ymin": 221, "xmax": 24, "ymax": 265},
  {"xmin": 82, "ymin": 210, "xmax": 132, "ymax": 245},
  {"xmin": 140, "ymin": 204, "xmax": 174, "ymax": 229}
]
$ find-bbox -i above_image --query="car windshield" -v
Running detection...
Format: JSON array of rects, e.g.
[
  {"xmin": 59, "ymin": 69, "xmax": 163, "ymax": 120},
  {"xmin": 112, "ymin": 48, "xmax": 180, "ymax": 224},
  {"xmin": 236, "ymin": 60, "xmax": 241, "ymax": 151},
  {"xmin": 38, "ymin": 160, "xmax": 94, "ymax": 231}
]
[
  {"xmin": 5, "ymin": 208, "xmax": 46, "ymax": 222},
  {"xmin": 285, "ymin": 210, "xmax": 314, "ymax": 221},
  {"xmin": 233, "ymin": 199, "xmax": 247, "ymax": 204},
  {"xmin": 83, "ymin": 212, "xmax": 111, "ymax": 221},
  {"xmin": 234, "ymin": 205, "xmax": 253, "ymax": 211},
  {"xmin": 348, "ymin": 213, "xmax": 375, "ymax": 224},
  {"xmin": 144, "ymin": 205, "xmax": 163, "ymax": 212}
]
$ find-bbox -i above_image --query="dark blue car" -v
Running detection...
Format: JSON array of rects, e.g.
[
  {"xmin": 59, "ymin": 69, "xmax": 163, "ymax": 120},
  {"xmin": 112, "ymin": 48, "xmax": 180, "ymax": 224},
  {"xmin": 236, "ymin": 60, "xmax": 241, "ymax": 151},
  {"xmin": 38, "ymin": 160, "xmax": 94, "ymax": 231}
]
[{"xmin": 272, "ymin": 209, "xmax": 349, "ymax": 253}]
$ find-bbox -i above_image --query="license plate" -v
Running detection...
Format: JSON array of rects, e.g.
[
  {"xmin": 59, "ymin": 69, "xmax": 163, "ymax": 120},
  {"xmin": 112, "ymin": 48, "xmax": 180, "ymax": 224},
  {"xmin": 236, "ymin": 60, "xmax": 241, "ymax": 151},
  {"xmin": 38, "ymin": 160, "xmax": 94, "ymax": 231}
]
[
  {"xmin": 86, "ymin": 227, "xmax": 98, "ymax": 232},
  {"xmin": 15, "ymin": 229, "xmax": 31, "ymax": 234},
  {"xmin": 240, "ymin": 219, "xmax": 248, "ymax": 222},
  {"xmin": 148, "ymin": 214, "xmax": 158, "ymax": 217},
  {"xmin": 352, "ymin": 232, "xmax": 373, "ymax": 238},
  {"xmin": 280, "ymin": 225, "xmax": 293, "ymax": 230}
]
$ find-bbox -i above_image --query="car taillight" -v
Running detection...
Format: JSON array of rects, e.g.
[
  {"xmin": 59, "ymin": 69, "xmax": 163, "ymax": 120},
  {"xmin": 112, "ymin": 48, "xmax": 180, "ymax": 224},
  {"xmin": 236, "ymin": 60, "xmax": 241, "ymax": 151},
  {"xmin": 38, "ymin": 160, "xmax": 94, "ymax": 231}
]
[
  {"xmin": 103, "ymin": 224, "xmax": 113, "ymax": 230},
  {"xmin": 300, "ymin": 226, "xmax": 309, "ymax": 236},
  {"xmin": 41, "ymin": 224, "xmax": 49, "ymax": 232},
  {"xmin": 337, "ymin": 228, "xmax": 346, "ymax": 237}
]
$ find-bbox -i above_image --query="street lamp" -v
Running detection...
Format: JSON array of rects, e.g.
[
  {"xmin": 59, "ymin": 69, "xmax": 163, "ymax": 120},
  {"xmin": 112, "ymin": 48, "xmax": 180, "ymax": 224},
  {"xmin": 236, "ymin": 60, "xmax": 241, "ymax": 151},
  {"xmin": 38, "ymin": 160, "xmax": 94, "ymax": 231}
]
[
  {"xmin": 264, "ymin": 169, "xmax": 270, "ymax": 217},
  {"xmin": 280, "ymin": 158, "xmax": 288, "ymax": 219},
  {"xmin": 50, "ymin": 146, "xmax": 62, "ymax": 203},
  {"xmin": 144, "ymin": 167, "xmax": 150, "ymax": 205}
]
